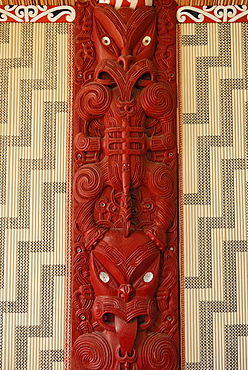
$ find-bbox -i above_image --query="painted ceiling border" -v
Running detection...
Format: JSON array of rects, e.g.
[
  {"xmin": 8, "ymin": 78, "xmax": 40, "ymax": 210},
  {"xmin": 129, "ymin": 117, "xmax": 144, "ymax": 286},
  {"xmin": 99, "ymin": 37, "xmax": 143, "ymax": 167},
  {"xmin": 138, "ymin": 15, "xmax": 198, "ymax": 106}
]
[
  {"xmin": 177, "ymin": 4, "xmax": 248, "ymax": 22},
  {"xmin": 0, "ymin": 5, "xmax": 75, "ymax": 22}
]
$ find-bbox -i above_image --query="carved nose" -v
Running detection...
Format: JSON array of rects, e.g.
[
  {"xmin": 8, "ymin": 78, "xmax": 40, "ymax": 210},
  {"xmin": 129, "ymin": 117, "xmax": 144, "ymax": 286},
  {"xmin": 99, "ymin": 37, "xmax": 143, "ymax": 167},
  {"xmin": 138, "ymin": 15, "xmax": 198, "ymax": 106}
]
[
  {"xmin": 117, "ymin": 55, "xmax": 134, "ymax": 72},
  {"xmin": 118, "ymin": 284, "xmax": 135, "ymax": 303}
]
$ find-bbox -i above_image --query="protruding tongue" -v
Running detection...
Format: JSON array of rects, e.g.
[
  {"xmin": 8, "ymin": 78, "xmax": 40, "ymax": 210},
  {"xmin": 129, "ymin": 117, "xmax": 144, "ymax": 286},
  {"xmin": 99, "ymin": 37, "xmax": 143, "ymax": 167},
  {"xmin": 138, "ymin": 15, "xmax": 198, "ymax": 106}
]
[{"xmin": 115, "ymin": 315, "xmax": 138, "ymax": 355}]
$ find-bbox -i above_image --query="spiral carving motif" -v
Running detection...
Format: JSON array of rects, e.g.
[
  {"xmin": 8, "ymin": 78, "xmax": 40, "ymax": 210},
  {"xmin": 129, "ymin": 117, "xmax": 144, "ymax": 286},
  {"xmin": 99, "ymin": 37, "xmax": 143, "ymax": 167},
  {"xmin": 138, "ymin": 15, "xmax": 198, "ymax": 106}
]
[
  {"xmin": 73, "ymin": 333, "xmax": 113, "ymax": 370},
  {"xmin": 93, "ymin": 300, "xmax": 104, "ymax": 319},
  {"xmin": 75, "ymin": 133, "xmax": 90, "ymax": 151},
  {"xmin": 75, "ymin": 82, "xmax": 111, "ymax": 120},
  {"xmin": 74, "ymin": 165, "xmax": 103, "ymax": 202},
  {"xmin": 163, "ymin": 132, "xmax": 176, "ymax": 149},
  {"xmin": 148, "ymin": 164, "xmax": 176, "ymax": 201},
  {"xmin": 140, "ymin": 82, "xmax": 175, "ymax": 120},
  {"xmin": 141, "ymin": 333, "xmax": 178, "ymax": 370}
]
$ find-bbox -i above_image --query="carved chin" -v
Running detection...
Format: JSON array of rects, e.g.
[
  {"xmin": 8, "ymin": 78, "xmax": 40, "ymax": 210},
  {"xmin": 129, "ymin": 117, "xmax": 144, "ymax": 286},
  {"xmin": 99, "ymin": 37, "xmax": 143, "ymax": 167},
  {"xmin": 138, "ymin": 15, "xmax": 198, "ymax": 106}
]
[{"xmin": 92, "ymin": 297, "xmax": 157, "ymax": 332}]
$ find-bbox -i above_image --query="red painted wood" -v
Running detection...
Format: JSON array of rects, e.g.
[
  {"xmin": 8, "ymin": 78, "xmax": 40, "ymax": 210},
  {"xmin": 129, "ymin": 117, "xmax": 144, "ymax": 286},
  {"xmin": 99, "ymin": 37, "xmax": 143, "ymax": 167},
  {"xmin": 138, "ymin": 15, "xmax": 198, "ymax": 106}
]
[{"xmin": 72, "ymin": 0, "xmax": 179, "ymax": 368}]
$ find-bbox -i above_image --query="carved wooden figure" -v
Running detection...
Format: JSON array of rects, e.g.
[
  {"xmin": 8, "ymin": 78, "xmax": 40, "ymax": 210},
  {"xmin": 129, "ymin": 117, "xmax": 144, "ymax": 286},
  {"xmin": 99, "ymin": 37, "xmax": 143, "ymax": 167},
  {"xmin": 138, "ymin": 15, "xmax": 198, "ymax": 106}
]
[{"xmin": 72, "ymin": 0, "xmax": 178, "ymax": 368}]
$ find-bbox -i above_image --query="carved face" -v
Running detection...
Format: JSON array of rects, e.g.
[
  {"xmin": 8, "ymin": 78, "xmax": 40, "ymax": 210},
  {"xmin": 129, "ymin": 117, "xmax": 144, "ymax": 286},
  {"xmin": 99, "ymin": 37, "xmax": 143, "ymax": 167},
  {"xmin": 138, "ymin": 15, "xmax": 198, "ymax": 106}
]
[
  {"xmin": 89, "ymin": 229, "xmax": 160, "ymax": 354},
  {"xmin": 93, "ymin": 5, "xmax": 157, "ymax": 71}
]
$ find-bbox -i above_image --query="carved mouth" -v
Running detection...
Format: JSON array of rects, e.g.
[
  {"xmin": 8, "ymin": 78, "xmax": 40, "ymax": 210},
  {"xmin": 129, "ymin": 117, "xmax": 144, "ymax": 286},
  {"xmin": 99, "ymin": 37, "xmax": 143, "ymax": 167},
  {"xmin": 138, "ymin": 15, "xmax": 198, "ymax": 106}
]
[
  {"xmin": 96, "ymin": 71, "xmax": 116, "ymax": 87},
  {"xmin": 93, "ymin": 297, "xmax": 157, "ymax": 332},
  {"xmin": 137, "ymin": 314, "xmax": 148, "ymax": 326},
  {"xmin": 135, "ymin": 72, "xmax": 153, "ymax": 89},
  {"xmin": 103, "ymin": 312, "xmax": 115, "ymax": 326},
  {"xmin": 115, "ymin": 315, "xmax": 138, "ymax": 355},
  {"xmin": 102, "ymin": 312, "xmax": 149, "ymax": 330}
]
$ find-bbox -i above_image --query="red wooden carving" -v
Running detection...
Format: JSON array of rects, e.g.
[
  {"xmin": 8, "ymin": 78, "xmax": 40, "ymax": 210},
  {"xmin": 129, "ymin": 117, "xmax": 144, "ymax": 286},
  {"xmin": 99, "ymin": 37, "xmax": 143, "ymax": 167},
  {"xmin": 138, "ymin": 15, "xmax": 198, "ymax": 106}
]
[{"xmin": 72, "ymin": 0, "xmax": 178, "ymax": 368}]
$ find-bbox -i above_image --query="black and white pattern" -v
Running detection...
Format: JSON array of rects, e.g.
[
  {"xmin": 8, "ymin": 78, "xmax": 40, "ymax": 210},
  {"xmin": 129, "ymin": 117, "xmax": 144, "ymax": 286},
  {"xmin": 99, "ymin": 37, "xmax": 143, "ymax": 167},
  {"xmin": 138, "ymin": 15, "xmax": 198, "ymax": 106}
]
[
  {"xmin": 179, "ymin": 22, "xmax": 248, "ymax": 369},
  {"xmin": 0, "ymin": 23, "xmax": 70, "ymax": 369},
  {"xmin": 177, "ymin": 5, "xmax": 248, "ymax": 23},
  {"xmin": 0, "ymin": 5, "xmax": 75, "ymax": 23}
]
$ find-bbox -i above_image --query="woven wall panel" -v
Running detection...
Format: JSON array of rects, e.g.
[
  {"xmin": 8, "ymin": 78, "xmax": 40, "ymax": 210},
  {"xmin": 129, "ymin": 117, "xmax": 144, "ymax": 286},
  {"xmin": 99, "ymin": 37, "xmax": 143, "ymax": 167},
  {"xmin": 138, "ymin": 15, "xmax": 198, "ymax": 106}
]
[
  {"xmin": 179, "ymin": 22, "xmax": 248, "ymax": 370},
  {"xmin": 0, "ymin": 22, "xmax": 72, "ymax": 369}
]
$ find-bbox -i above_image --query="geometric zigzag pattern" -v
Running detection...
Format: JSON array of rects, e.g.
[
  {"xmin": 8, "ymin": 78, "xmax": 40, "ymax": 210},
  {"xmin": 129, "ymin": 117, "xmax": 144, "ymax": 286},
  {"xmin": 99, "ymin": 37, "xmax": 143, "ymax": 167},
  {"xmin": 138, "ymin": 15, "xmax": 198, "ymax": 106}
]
[
  {"xmin": 179, "ymin": 22, "xmax": 248, "ymax": 370},
  {"xmin": 0, "ymin": 22, "xmax": 71, "ymax": 369}
]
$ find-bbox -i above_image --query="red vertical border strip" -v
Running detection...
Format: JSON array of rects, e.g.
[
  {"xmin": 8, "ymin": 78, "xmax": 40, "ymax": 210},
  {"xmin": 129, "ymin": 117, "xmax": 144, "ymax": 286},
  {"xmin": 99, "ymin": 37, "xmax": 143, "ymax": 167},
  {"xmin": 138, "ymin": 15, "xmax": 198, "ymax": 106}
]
[
  {"xmin": 177, "ymin": 22, "xmax": 185, "ymax": 370},
  {"xmin": 65, "ymin": 22, "xmax": 74, "ymax": 370},
  {"xmin": 72, "ymin": 1, "xmax": 179, "ymax": 369}
]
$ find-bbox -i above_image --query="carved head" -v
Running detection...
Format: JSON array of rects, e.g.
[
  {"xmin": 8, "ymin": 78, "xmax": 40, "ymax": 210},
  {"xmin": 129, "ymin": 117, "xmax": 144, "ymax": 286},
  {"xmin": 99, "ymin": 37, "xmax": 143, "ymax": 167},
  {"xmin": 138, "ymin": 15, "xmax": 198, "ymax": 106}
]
[
  {"xmin": 93, "ymin": 5, "xmax": 157, "ymax": 71},
  {"xmin": 89, "ymin": 229, "xmax": 160, "ymax": 354}
]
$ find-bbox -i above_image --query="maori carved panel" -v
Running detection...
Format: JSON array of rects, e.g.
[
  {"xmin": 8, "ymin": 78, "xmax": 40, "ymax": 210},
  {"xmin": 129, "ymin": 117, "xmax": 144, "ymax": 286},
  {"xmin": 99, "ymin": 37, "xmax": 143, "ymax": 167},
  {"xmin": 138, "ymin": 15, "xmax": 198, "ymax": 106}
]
[{"xmin": 72, "ymin": 0, "xmax": 178, "ymax": 368}]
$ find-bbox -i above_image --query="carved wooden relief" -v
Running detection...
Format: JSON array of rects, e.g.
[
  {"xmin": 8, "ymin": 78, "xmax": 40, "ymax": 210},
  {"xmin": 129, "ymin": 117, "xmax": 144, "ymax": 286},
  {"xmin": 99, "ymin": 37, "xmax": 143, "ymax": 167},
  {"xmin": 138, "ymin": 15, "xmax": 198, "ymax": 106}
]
[{"xmin": 72, "ymin": 0, "xmax": 178, "ymax": 368}]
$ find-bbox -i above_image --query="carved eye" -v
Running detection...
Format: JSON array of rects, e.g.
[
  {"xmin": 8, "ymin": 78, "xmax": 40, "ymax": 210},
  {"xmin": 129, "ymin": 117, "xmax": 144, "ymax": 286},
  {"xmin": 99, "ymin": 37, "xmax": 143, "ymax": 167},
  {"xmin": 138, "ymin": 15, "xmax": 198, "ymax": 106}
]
[
  {"xmin": 101, "ymin": 36, "xmax": 111, "ymax": 46},
  {"xmin": 142, "ymin": 36, "xmax": 151, "ymax": 46},
  {"xmin": 143, "ymin": 272, "xmax": 153, "ymax": 283},
  {"xmin": 99, "ymin": 271, "xmax": 110, "ymax": 283}
]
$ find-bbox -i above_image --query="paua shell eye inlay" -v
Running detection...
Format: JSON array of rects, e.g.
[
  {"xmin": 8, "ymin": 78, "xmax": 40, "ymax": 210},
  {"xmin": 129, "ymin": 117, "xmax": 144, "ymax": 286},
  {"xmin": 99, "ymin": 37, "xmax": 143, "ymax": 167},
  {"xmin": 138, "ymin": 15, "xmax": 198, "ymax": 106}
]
[
  {"xmin": 99, "ymin": 271, "xmax": 110, "ymax": 283},
  {"xmin": 101, "ymin": 36, "xmax": 111, "ymax": 45},
  {"xmin": 142, "ymin": 36, "xmax": 151, "ymax": 46},
  {"xmin": 143, "ymin": 272, "xmax": 153, "ymax": 283}
]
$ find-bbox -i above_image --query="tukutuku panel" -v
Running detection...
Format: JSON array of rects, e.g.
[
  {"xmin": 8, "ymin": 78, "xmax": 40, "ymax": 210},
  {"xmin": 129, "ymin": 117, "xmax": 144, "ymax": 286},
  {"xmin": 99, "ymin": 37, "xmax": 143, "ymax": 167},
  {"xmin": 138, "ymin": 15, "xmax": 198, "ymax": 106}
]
[
  {"xmin": 0, "ymin": 22, "xmax": 73, "ymax": 369},
  {"xmin": 179, "ymin": 22, "xmax": 248, "ymax": 370}
]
